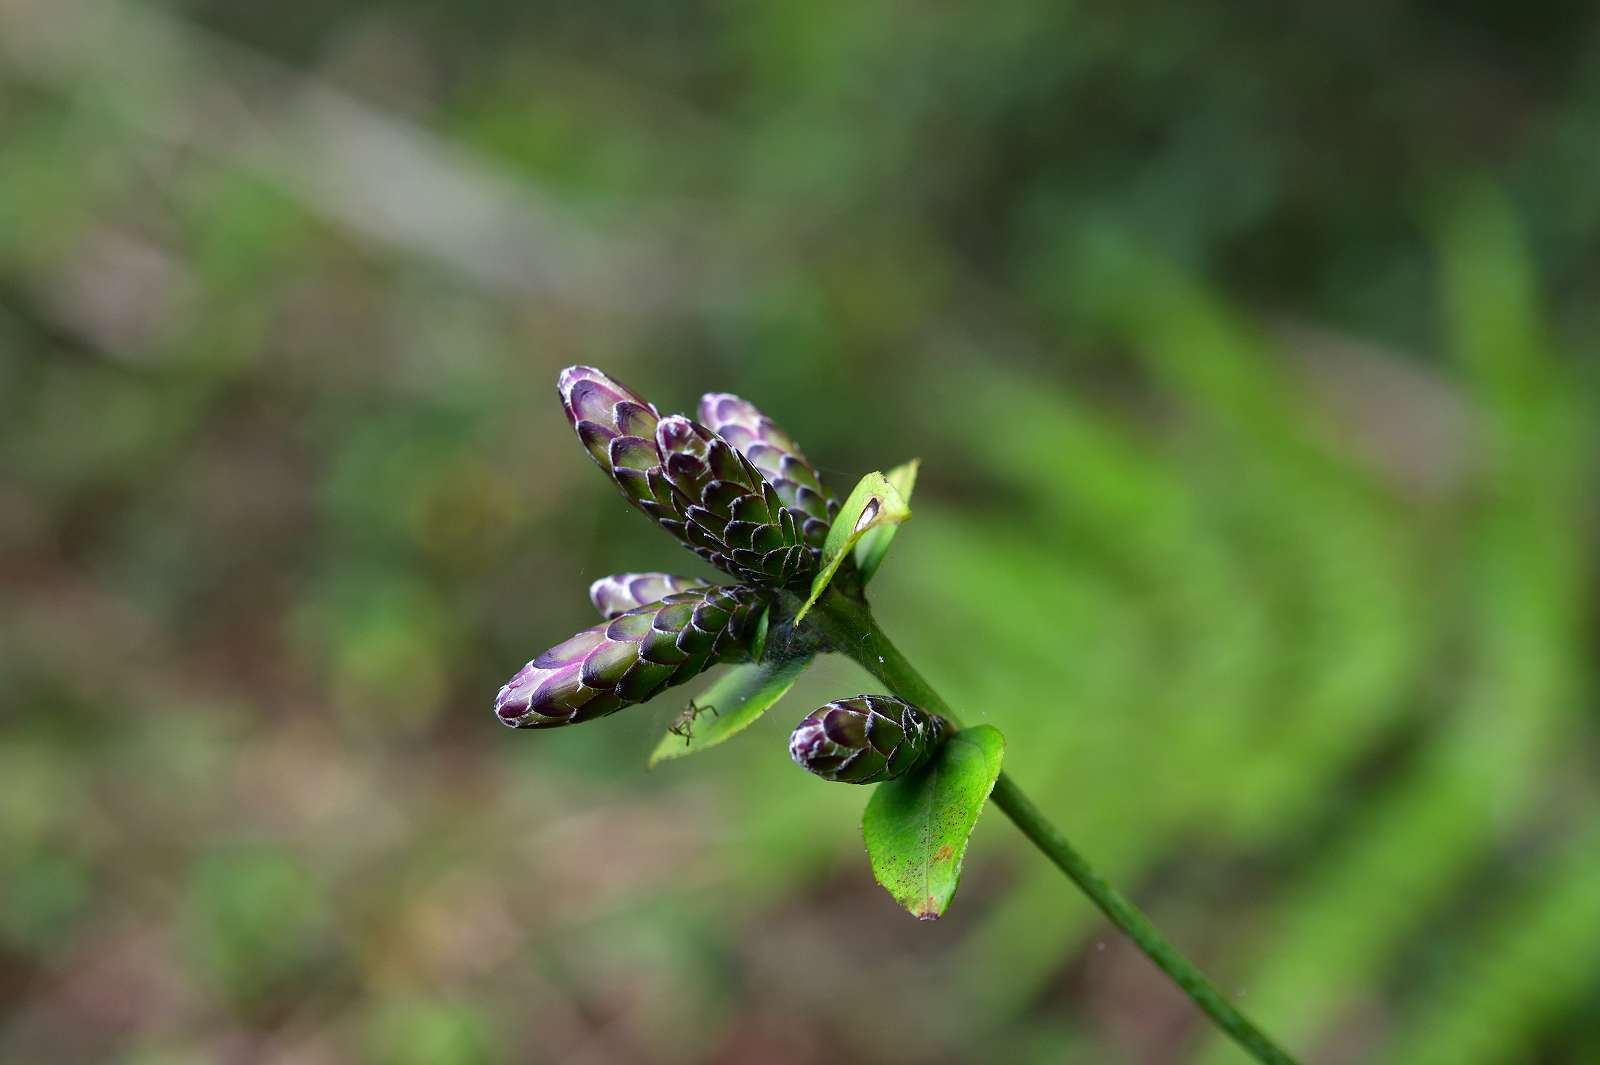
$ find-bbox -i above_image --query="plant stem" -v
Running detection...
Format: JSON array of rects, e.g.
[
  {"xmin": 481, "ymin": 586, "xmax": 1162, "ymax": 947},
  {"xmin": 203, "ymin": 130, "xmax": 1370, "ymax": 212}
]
[
  {"xmin": 810, "ymin": 588, "xmax": 1299, "ymax": 1065},
  {"xmin": 986, "ymin": 776, "xmax": 1295, "ymax": 1065}
]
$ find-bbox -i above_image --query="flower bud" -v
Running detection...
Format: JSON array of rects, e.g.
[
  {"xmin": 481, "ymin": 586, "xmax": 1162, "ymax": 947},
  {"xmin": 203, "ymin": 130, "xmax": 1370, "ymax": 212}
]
[
  {"xmin": 654, "ymin": 415, "xmax": 812, "ymax": 587},
  {"xmin": 588, "ymin": 573, "xmax": 708, "ymax": 619},
  {"xmin": 788, "ymin": 695, "xmax": 948, "ymax": 783},
  {"xmin": 698, "ymin": 393, "xmax": 839, "ymax": 549},
  {"xmin": 557, "ymin": 367, "xmax": 814, "ymax": 589},
  {"xmin": 559, "ymin": 365, "xmax": 661, "ymax": 470},
  {"xmin": 496, "ymin": 584, "xmax": 766, "ymax": 729}
]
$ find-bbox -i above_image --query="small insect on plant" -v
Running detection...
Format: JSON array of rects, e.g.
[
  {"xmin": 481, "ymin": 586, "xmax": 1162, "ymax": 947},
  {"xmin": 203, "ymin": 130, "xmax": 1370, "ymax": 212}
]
[
  {"xmin": 666, "ymin": 700, "xmax": 717, "ymax": 746},
  {"xmin": 491, "ymin": 367, "xmax": 1299, "ymax": 1065}
]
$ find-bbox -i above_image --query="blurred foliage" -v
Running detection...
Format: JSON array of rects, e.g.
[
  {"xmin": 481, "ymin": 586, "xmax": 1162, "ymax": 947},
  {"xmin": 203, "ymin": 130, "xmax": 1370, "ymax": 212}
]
[{"xmin": 1, "ymin": 0, "xmax": 1597, "ymax": 1062}]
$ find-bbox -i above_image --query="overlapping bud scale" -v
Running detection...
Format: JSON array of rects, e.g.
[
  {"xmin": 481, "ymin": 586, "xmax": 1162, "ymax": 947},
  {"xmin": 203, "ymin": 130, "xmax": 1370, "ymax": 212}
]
[
  {"xmin": 560, "ymin": 365, "xmax": 662, "ymax": 469},
  {"xmin": 655, "ymin": 415, "xmax": 812, "ymax": 586},
  {"xmin": 496, "ymin": 584, "xmax": 765, "ymax": 729},
  {"xmin": 788, "ymin": 694, "xmax": 948, "ymax": 783},
  {"xmin": 698, "ymin": 393, "xmax": 839, "ymax": 550},
  {"xmin": 558, "ymin": 367, "xmax": 813, "ymax": 588},
  {"xmin": 589, "ymin": 573, "xmax": 708, "ymax": 619}
]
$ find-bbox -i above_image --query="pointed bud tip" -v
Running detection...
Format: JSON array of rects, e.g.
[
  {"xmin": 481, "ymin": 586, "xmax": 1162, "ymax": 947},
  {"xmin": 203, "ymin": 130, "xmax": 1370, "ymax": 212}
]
[
  {"xmin": 557, "ymin": 365, "xmax": 658, "ymax": 417},
  {"xmin": 655, "ymin": 414, "xmax": 711, "ymax": 453},
  {"xmin": 788, "ymin": 718, "xmax": 824, "ymax": 765},
  {"xmin": 557, "ymin": 364, "xmax": 604, "ymax": 398},
  {"xmin": 700, "ymin": 390, "xmax": 747, "ymax": 413},
  {"xmin": 699, "ymin": 391, "xmax": 768, "ymax": 429},
  {"xmin": 493, "ymin": 684, "xmax": 528, "ymax": 726}
]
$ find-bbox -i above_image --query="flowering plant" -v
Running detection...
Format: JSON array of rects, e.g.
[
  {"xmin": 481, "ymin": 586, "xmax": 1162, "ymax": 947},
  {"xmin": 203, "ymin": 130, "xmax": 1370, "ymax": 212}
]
[{"xmin": 495, "ymin": 367, "xmax": 1298, "ymax": 1065}]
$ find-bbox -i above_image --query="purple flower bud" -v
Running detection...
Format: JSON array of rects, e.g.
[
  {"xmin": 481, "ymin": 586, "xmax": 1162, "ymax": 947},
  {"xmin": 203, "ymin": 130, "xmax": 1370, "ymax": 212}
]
[
  {"xmin": 554, "ymin": 366, "xmax": 815, "ymax": 588},
  {"xmin": 653, "ymin": 414, "xmax": 812, "ymax": 587},
  {"xmin": 699, "ymin": 393, "xmax": 839, "ymax": 550},
  {"xmin": 496, "ymin": 584, "xmax": 767, "ymax": 729},
  {"xmin": 588, "ymin": 573, "xmax": 709, "ymax": 619},
  {"xmin": 789, "ymin": 695, "xmax": 948, "ymax": 783},
  {"xmin": 559, "ymin": 365, "xmax": 661, "ymax": 468}
]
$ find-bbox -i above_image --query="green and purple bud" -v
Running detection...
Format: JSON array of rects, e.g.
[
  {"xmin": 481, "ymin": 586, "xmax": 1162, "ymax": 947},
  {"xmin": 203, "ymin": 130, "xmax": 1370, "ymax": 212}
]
[
  {"xmin": 557, "ymin": 365, "xmax": 679, "ymax": 544},
  {"xmin": 788, "ymin": 695, "xmax": 948, "ymax": 783},
  {"xmin": 496, "ymin": 584, "xmax": 766, "ymax": 729},
  {"xmin": 558, "ymin": 367, "xmax": 814, "ymax": 589},
  {"xmin": 588, "ymin": 573, "xmax": 709, "ymax": 619},
  {"xmin": 655, "ymin": 415, "xmax": 812, "ymax": 587},
  {"xmin": 559, "ymin": 365, "xmax": 662, "ymax": 471},
  {"xmin": 699, "ymin": 393, "xmax": 839, "ymax": 549}
]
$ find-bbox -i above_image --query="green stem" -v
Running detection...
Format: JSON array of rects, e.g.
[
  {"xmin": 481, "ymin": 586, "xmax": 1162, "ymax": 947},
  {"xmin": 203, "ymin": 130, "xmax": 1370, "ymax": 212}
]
[
  {"xmin": 986, "ymin": 777, "xmax": 1295, "ymax": 1065},
  {"xmin": 811, "ymin": 588, "xmax": 1299, "ymax": 1065}
]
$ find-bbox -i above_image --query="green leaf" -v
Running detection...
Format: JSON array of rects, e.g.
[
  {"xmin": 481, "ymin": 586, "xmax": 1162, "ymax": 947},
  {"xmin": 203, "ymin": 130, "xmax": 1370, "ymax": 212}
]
[
  {"xmin": 862, "ymin": 725, "xmax": 1005, "ymax": 920},
  {"xmin": 750, "ymin": 602, "xmax": 771, "ymax": 663},
  {"xmin": 793, "ymin": 470, "xmax": 913, "ymax": 623},
  {"xmin": 854, "ymin": 458, "xmax": 919, "ymax": 584},
  {"xmin": 647, "ymin": 655, "xmax": 813, "ymax": 766}
]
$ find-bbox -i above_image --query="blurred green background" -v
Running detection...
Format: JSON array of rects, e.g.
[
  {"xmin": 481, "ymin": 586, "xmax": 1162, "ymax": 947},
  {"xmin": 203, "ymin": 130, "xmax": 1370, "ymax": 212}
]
[{"xmin": 2, "ymin": 1, "xmax": 1597, "ymax": 1062}]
